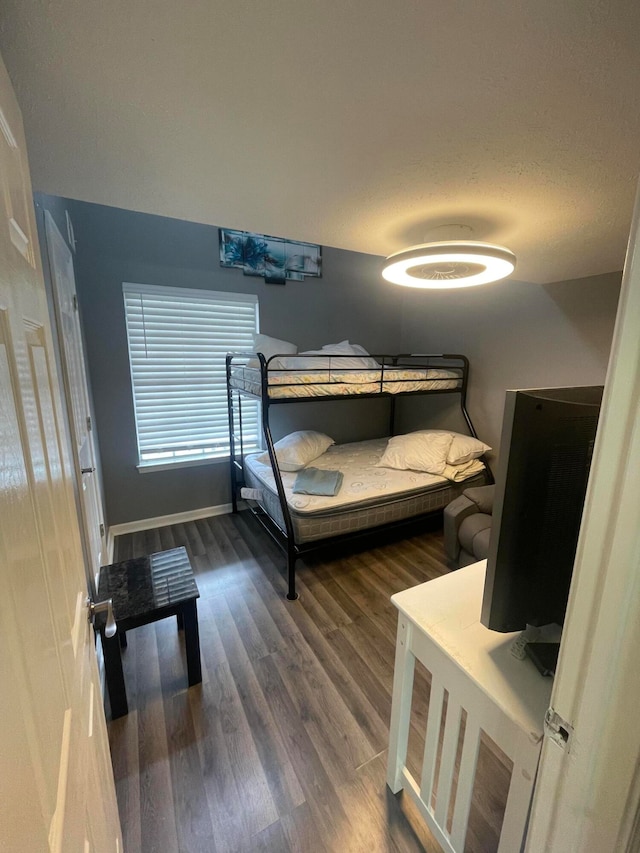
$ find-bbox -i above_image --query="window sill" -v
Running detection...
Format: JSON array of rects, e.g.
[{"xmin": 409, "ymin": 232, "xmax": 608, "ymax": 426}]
[{"xmin": 137, "ymin": 455, "xmax": 231, "ymax": 474}]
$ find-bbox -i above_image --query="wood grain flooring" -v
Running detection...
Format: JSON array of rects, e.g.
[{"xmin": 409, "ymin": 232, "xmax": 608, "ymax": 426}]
[{"xmin": 108, "ymin": 511, "xmax": 510, "ymax": 853}]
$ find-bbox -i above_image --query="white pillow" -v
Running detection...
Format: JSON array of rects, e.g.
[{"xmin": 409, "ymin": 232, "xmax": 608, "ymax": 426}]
[
  {"xmin": 249, "ymin": 333, "xmax": 297, "ymax": 367},
  {"xmin": 339, "ymin": 342, "xmax": 380, "ymax": 368},
  {"xmin": 256, "ymin": 430, "xmax": 335, "ymax": 472},
  {"xmin": 441, "ymin": 459, "xmax": 486, "ymax": 482},
  {"xmin": 321, "ymin": 340, "xmax": 353, "ymax": 351},
  {"xmin": 376, "ymin": 431, "xmax": 454, "ymax": 475},
  {"xmin": 322, "ymin": 341, "xmax": 351, "ymax": 350},
  {"xmin": 350, "ymin": 343, "xmax": 379, "ymax": 359},
  {"xmin": 448, "ymin": 433, "xmax": 491, "ymax": 465},
  {"xmin": 285, "ymin": 341, "xmax": 379, "ymax": 370},
  {"xmin": 411, "ymin": 429, "xmax": 491, "ymax": 465}
]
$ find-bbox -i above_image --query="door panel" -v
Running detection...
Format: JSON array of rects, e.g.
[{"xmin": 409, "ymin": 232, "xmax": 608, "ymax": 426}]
[
  {"xmin": 0, "ymin": 320, "xmax": 67, "ymax": 814},
  {"xmin": 26, "ymin": 323, "xmax": 78, "ymax": 663},
  {"xmin": 45, "ymin": 212, "xmax": 107, "ymax": 578},
  {"xmin": 0, "ymin": 50, "xmax": 121, "ymax": 852}
]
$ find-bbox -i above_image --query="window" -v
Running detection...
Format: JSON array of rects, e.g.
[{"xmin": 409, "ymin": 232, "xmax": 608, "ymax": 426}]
[{"xmin": 123, "ymin": 283, "xmax": 260, "ymax": 467}]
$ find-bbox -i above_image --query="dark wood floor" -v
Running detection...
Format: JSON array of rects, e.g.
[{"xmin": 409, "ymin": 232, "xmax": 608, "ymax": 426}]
[{"xmin": 108, "ymin": 511, "xmax": 509, "ymax": 853}]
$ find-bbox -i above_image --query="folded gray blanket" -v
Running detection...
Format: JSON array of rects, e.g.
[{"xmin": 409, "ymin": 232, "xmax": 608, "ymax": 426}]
[{"xmin": 293, "ymin": 467, "xmax": 343, "ymax": 496}]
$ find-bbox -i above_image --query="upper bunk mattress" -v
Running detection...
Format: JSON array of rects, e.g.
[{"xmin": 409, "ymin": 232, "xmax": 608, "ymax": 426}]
[
  {"xmin": 243, "ymin": 438, "xmax": 486, "ymax": 543},
  {"xmin": 229, "ymin": 365, "xmax": 461, "ymax": 399}
]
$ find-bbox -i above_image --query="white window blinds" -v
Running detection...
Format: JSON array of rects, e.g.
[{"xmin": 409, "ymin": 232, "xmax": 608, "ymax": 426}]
[{"xmin": 123, "ymin": 283, "xmax": 259, "ymax": 464}]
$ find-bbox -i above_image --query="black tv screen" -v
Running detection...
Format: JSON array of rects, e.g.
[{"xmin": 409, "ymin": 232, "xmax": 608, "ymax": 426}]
[{"xmin": 481, "ymin": 385, "xmax": 603, "ymax": 633}]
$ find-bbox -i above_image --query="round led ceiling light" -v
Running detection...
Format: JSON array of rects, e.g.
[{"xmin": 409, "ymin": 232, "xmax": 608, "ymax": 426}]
[{"xmin": 382, "ymin": 241, "xmax": 516, "ymax": 289}]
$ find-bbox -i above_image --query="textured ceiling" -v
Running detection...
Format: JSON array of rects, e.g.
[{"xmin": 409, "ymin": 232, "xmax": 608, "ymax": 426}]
[{"xmin": 1, "ymin": 0, "xmax": 640, "ymax": 283}]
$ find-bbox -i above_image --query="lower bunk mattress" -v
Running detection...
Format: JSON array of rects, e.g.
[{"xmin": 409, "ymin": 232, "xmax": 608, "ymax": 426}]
[{"xmin": 242, "ymin": 437, "xmax": 487, "ymax": 544}]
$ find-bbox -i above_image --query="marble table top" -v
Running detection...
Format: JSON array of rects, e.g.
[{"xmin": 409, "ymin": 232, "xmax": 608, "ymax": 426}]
[{"xmin": 98, "ymin": 546, "xmax": 199, "ymax": 623}]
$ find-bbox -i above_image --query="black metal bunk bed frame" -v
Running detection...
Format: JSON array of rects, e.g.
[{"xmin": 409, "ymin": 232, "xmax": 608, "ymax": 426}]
[{"xmin": 226, "ymin": 352, "xmax": 489, "ymax": 600}]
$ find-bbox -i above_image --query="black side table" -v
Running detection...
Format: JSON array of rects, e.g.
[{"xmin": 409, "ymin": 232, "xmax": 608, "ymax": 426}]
[{"xmin": 97, "ymin": 546, "xmax": 202, "ymax": 719}]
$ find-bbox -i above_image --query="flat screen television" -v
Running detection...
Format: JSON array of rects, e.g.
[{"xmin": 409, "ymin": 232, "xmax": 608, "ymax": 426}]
[{"xmin": 481, "ymin": 385, "xmax": 603, "ymax": 633}]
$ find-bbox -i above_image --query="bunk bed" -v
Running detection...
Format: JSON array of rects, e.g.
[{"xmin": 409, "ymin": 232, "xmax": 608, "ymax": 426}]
[{"xmin": 226, "ymin": 351, "xmax": 492, "ymax": 600}]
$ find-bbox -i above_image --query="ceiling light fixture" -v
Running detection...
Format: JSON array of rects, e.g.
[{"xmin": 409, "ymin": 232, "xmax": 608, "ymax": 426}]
[{"xmin": 382, "ymin": 240, "xmax": 516, "ymax": 289}]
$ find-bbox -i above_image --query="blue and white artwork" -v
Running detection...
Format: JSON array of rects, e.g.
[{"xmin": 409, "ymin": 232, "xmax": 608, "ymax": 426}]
[
  {"xmin": 219, "ymin": 229, "xmax": 244, "ymax": 269},
  {"xmin": 219, "ymin": 228, "xmax": 322, "ymax": 284},
  {"xmin": 264, "ymin": 237, "xmax": 286, "ymax": 285},
  {"xmin": 242, "ymin": 233, "xmax": 268, "ymax": 276}
]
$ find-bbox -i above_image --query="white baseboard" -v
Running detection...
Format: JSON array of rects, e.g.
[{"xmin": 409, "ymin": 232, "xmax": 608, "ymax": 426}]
[{"xmin": 108, "ymin": 502, "xmax": 234, "ymax": 540}]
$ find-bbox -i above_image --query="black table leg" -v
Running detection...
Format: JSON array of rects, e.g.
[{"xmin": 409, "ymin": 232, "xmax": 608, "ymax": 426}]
[
  {"xmin": 119, "ymin": 630, "xmax": 128, "ymax": 649},
  {"xmin": 181, "ymin": 600, "xmax": 202, "ymax": 686},
  {"xmin": 102, "ymin": 629, "xmax": 128, "ymax": 718},
  {"xmin": 176, "ymin": 610, "xmax": 184, "ymax": 630}
]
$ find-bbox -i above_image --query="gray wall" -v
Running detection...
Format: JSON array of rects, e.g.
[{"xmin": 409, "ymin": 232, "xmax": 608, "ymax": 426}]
[
  {"xmin": 37, "ymin": 194, "xmax": 622, "ymax": 526},
  {"xmin": 399, "ymin": 272, "xmax": 622, "ymax": 460},
  {"xmin": 41, "ymin": 196, "xmax": 402, "ymax": 525}
]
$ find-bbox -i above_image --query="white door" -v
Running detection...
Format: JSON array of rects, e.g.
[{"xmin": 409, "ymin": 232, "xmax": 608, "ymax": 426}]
[
  {"xmin": 44, "ymin": 210, "xmax": 107, "ymax": 583},
  {"xmin": 0, "ymin": 52, "xmax": 122, "ymax": 852},
  {"xmin": 525, "ymin": 185, "xmax": 640, "ymax": 850}
]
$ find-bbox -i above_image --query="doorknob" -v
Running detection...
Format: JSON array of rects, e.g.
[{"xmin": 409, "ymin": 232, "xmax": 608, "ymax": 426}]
[
  {"xmin": 81, "ymin": 467, "xmax": 95, "ymax": 474},
  {"xmin": 87, "ymin": 597, "xmax": 117, "ymax": 638}
]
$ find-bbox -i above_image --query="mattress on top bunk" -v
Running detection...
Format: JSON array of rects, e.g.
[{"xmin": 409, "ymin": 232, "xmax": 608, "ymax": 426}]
[
  {"xmin": 243, "ymin": 438, "xmax": 486, "ymax": 544},
  {"xmin": 229, "ymin": 365, "xmax": 461, "ymax": 398}
]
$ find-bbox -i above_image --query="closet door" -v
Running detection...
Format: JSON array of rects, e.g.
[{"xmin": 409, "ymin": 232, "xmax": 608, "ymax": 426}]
[{"xmin": 45, "ymin": 209, "xmax": 107, "ymax": 584}]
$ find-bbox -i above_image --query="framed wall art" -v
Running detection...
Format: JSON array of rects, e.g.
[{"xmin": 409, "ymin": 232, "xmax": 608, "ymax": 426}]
[{"xmin": 219, "ymin": 228, "xmax": 322, "ymax": 284}]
